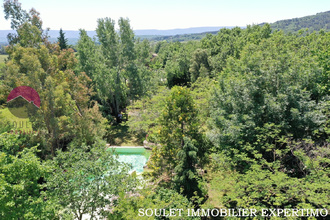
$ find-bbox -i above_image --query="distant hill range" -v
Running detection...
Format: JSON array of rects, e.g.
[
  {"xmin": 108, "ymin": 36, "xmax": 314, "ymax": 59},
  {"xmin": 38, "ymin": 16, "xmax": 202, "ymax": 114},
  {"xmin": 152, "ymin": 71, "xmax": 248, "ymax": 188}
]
[
  {"xmin": 1, "ymin": 10, "xmax": 329, "ymax": 44},
  {"xmin": 260, "ymin": 10, "xmax": 330, "ymax": 33},
  {"xmin": 0, "ymin": 27, "xmax": 233, "ymax": 44}
]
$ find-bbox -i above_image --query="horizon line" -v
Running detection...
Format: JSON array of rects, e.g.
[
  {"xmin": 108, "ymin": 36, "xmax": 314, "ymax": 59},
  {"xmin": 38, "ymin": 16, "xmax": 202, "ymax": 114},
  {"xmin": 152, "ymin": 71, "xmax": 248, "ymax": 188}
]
[{"xmin": 0, "ymin": 25, "xmax": 247, "ymax": 32}]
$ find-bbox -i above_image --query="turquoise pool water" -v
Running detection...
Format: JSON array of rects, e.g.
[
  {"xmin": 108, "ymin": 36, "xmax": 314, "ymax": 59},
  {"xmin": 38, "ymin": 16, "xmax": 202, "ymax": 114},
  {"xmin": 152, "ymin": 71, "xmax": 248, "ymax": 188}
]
[{"xmin": 108, "ymin": 147, "xmax": 150, "ymax": 173}]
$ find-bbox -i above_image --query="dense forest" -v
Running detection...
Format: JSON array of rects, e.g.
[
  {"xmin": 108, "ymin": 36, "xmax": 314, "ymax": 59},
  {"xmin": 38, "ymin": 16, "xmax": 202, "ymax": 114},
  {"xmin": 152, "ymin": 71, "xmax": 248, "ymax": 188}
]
[
  {"xmin": 261, "ymin": 10, "xmax": 330, "ymax": 33},
  {"xmin": 0, "ymin": 0, "xmax": 329, "ymax": 219}
]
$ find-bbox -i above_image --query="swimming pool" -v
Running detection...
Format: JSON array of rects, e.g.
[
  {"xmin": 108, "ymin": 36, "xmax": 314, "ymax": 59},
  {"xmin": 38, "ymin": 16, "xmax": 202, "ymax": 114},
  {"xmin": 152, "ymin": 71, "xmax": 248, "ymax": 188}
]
[{"xmin": 107, "ymin": 147, "xmax": 150, "ymax": 173}]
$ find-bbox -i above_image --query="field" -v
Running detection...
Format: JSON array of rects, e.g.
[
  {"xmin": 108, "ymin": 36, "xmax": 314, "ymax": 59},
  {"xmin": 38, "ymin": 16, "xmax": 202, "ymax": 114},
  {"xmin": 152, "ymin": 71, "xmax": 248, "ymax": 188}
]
[
  {"xmin": 0, "ymin": 54, "xmax": 8, "ymax": 64},
  {"xmin": 0, "ymin": 106, "xmax": 32, "ymax": 132},
  {"xmin": 107, "ymin": 121, "xmax": 144, "ymax": 146}
]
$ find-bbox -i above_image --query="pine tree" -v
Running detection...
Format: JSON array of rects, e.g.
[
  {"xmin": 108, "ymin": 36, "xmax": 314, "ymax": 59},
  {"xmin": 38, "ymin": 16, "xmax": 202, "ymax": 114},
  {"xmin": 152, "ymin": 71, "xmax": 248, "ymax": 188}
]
[
  {"xmin": 174, "ymin": 137, "xmax": 203, "ymax": 200},
  {"xmin": 58, "ymin": 28, "xmax": 68, "ymax": 50},
  {"xmin": 148, "ymin": 86, "xmax": 207, "ymax": 185}
]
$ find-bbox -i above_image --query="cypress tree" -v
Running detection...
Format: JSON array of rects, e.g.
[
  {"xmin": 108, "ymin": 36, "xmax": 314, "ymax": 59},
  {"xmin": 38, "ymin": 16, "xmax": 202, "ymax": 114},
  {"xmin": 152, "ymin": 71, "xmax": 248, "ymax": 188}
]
[{"xmin": 58, "ymin": 28, "xmax": 68, "ymax": 50}]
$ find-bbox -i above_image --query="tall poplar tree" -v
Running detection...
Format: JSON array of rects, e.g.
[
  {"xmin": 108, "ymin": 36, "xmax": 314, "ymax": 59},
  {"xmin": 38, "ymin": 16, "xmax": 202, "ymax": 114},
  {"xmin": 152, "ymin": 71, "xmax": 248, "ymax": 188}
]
[
  {"xmin": 95, "ymin": 18, "xmax": 126, "ymax": 122},
  {"xmin": 77, "ymin": 17, "xmax": 153, "ymax": 123}
]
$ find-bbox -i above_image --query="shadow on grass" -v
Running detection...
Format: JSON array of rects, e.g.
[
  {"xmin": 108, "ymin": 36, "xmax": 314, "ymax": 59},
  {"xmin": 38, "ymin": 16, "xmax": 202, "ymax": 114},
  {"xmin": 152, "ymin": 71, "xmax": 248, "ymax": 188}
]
[{"xmin": 106, "ymin": 121, "xmax": 144, "ymax": 146}]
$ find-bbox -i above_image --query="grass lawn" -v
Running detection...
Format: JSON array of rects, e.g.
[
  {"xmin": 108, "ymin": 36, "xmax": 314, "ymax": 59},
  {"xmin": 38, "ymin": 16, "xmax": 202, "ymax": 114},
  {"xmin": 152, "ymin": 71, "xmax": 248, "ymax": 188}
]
[
  {"xmin": 0, "ymin": 106, "xmax": 32, "ymax": 132},
  {"xmin": 202, "ymin": 170, "xmax": 237, "ymax": 209},
  {"xmin": 0, "ymin": 54, "xmax": 8, "ymax": 64},
  {"xmin": 106, "ymin": 121, "xmax": 144, "ymax": 146}
]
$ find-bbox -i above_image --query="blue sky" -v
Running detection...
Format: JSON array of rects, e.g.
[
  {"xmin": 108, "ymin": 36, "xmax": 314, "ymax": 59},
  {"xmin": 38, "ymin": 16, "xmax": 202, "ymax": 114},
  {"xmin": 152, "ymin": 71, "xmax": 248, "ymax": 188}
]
[{"xmin": 0, "ymin": 0, "xmax": 329, "ymax": 30}]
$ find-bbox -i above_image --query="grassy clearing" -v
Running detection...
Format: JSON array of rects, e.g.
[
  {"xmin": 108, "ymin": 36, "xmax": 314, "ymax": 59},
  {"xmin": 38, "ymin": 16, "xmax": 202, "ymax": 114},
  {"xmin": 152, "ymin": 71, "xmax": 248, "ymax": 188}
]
[
  {"xmin": 0, "ymin": 106, "xmax": 32, "ymax": 132},
  {"xmin": 202, "ymin": 170, "xmax": 238, "ymax": 209},
  {"xmin": 106, "ymin": 121, "xmax": 144, "ymax": 146},
  {"xmin": 0, "ymin": 54, "xmax": 8, "ymax": 64}
]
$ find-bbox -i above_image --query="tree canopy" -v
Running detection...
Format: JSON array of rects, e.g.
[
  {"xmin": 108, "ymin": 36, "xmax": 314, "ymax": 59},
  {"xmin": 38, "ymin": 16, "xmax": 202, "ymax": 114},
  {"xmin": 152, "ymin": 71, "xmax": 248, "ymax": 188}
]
[{"xmin": 1, "ymin": 0, "xmax": 329, "ymax": 218}]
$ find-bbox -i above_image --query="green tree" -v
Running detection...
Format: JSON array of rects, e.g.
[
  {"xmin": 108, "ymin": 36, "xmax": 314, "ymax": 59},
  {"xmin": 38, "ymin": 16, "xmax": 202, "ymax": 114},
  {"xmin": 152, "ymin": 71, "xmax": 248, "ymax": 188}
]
[
  {"xmin": 189, "ymin": 49, "xmax": 211, "ymax": 82},
  {"xmin": 148, "ymin": 86, "xmax": 207, "ymax": 190},
  {"xmin": 205, "ymin": 25, "xmax": 330, "ymax": 212},
  {"xmin": 5, "ymin": 43, "xmax": 106, "ymax": 155},
  {"xmin": 57, "ymin": 28, "xmax": 68, "ymax": 50},
  {"xmin": 136, "ymin": 38, "xmax": 151, "ymax": 65},
  {"xmin": 77, "ymin": 29, "xmax": 97, "ymax": 81},
  {"xmin": 96, "ymin": 17, "xmax": 118, "ymax": 68},
  {"xmin": 127, "ymin": 86, "xmax": 170, "ymax": 139},
  {"xmin": 92, "ymin": 17, "xmax": 151, "ymax": 122},
  {"xmin": 0, "ymin": 133, "xmax": 55, "ymax": 219},
  {"xmin": 95, "ymin": 18, "xmax": 127, "ymax": 122},
  {"xmin": 118, "ymin": 17, "xmax": 145, "ymax": 100},
  {"xmin": 174, "ymin": 137, "xmax": 203, "ymax": 200},
  {"xmin": 165, "ymin": 55, "xmax": 190, "ymax": 88},
  {"xmin": 158, "ymin": 41, "xmax": 200, "ymax": 88},
  {"xmin": 4, "ymin": 0, "xmax": 46, "ymax": 47},
  {"xmin": 118, "ymin": 17, "xmax": 135, "ymax": 65},
  {"xmin": 47, "ymin": 143, "xmax": 137, "ymax": 220},
  {"xmin": 3, "ymin": 3, "xmax": 107, "ymax": 156},
  {"xmin": 110, "ymin": 187, "xmax": 198, "ymax": 220}
]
